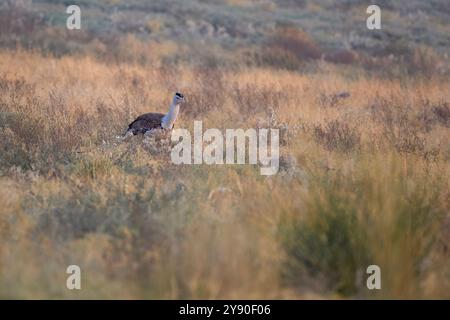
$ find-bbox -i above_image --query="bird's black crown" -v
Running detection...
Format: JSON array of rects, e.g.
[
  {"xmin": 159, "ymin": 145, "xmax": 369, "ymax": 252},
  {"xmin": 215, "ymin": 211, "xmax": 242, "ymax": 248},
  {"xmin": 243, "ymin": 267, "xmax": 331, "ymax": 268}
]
[{"xmin": 175, "ymin": 92, "xmax": 184, "ymax": 99}]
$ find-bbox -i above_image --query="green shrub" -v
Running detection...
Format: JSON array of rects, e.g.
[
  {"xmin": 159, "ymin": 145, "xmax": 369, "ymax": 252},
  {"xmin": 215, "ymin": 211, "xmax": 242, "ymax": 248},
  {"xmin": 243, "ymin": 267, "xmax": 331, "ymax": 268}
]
[{"xmin": 280, "ymin": 155, "xmax": 445, "ymax": 297}]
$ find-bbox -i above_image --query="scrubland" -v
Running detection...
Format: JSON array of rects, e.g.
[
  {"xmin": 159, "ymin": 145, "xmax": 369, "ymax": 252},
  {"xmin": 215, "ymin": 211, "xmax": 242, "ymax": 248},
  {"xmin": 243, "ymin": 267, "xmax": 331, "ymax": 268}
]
[
  {"xmin": 0, "ymin": 49, "xmax": 449, "ymax": 299},
  {"xmin": 0, "ymin": 0, "xmax": 449, "ymax": 299}
]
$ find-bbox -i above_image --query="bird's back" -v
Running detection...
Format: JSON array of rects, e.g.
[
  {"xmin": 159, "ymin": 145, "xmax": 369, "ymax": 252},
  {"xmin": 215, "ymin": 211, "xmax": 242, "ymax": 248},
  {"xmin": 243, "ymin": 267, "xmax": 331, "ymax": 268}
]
[{"xmin": 128, "ymin": 112, "xmax": 165, "ymax": 134}]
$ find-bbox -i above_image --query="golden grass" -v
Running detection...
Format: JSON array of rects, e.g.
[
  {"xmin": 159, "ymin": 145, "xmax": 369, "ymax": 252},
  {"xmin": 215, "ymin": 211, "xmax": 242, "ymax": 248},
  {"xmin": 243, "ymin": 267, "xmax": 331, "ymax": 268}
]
[{"xmin": 0, "ymin": 49, "xmax": 449, "ymax": 299}]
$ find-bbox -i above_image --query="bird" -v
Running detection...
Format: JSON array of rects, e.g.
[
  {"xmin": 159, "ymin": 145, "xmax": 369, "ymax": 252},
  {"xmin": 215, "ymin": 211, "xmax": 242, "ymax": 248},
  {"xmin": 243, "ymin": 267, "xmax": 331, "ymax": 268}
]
[{"xmin": 121, "ymin": 92, "xmax": 184, "ymax": 140}]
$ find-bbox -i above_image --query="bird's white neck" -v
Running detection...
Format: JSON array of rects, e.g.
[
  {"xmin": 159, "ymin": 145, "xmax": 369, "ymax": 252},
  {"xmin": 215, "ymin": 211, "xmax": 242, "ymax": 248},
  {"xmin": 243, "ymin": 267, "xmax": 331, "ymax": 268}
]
[{"xmin": 161, "ymin": 102, "xmax": 180, "ymax": 129}]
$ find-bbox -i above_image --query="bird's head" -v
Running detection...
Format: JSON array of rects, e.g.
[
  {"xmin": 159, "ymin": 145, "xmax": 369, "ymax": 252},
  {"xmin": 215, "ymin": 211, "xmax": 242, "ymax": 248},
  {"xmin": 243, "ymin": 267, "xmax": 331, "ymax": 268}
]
[{"xmin": 173, "ymin": 92, "xmax": 185, "ymax": 105}]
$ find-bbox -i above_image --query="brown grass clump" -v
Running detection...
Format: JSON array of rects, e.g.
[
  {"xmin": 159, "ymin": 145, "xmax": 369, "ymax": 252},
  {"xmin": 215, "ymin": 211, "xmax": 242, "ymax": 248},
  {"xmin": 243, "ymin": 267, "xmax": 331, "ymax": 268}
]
[
  {"xmin": 313, "ymin": 120, "xmax": 361, "ymax": 153},
  {"xmin": 260, "ymin": 26, "xmax": 323, "ymax": 70},
  {"xmin": 324, "ymin": 50, "xmax": 359, "ymax": 65}
]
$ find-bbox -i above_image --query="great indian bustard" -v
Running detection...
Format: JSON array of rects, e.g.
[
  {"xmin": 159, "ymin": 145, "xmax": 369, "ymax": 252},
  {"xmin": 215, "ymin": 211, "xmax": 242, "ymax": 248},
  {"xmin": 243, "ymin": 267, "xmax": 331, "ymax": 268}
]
[{"xmin": 121, "ymin": 92, "xmax": 184, "ymax": 140}]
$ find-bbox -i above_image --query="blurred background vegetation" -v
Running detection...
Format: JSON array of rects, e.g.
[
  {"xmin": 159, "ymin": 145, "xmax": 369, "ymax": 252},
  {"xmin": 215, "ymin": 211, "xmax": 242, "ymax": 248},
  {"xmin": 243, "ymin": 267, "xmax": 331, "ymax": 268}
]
[
  {"xmin": 0, "ymin": 0, "xmax": 449, "ymax": 299},
  {"xmin": 1, "ymin": 0, "xmax": 450, "ymax": 73}
]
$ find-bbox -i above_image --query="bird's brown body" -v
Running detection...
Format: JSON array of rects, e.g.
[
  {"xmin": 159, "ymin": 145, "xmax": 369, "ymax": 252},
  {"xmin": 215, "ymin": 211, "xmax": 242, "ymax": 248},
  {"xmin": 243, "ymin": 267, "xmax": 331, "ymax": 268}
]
[{"xmin": 127, "ymin": 112, "xmax": 165, "ymax": 135}]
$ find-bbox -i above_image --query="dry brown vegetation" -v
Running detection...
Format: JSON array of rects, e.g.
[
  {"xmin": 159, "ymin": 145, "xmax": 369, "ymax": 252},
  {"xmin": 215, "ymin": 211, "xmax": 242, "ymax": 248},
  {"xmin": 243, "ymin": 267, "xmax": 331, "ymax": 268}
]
[{"xmin": 0, "ymin": 47, "xmax": 449, "ymax": 299}]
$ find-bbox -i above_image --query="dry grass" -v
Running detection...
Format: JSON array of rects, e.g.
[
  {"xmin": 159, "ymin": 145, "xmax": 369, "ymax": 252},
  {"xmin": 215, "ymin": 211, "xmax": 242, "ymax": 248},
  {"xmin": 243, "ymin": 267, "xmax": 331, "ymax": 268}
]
[{"xmin": 0, "ymin": 49, "xmax": 449, "ymax": 299}]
